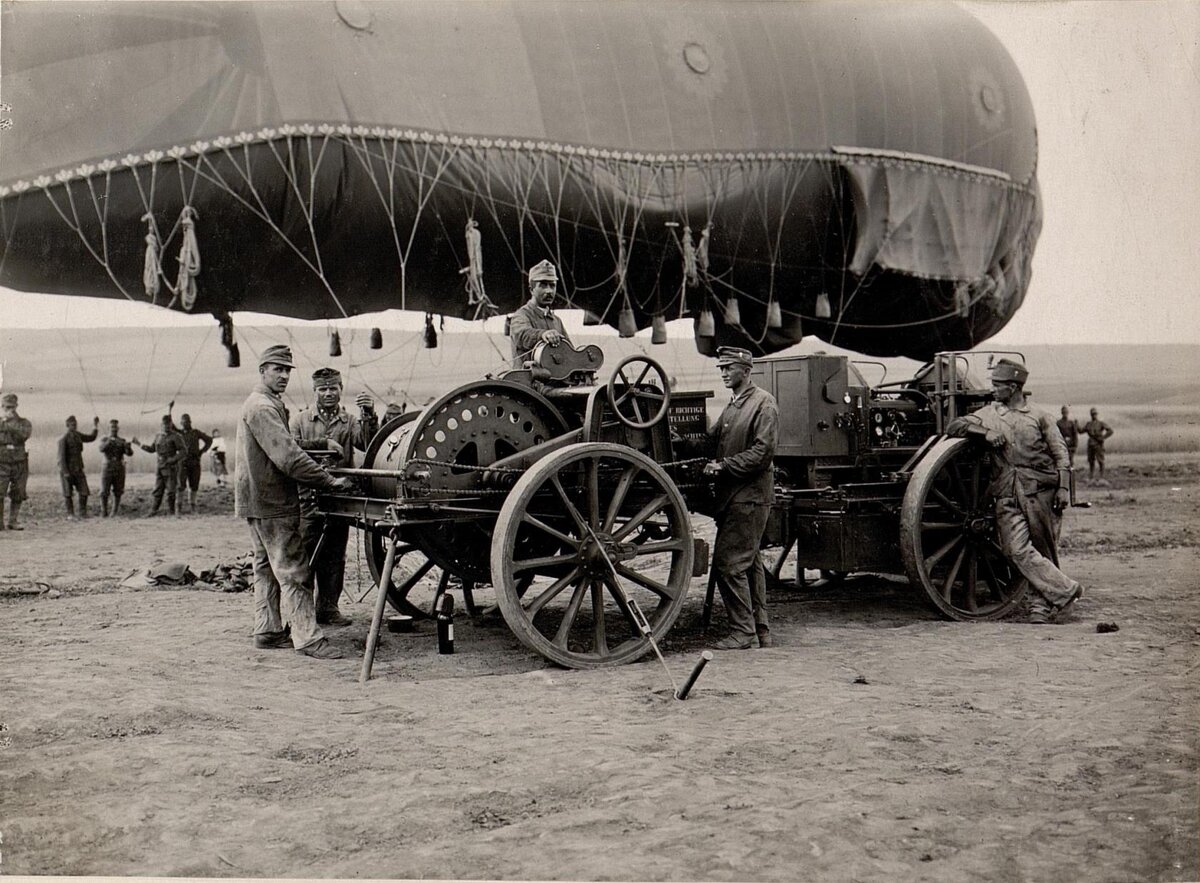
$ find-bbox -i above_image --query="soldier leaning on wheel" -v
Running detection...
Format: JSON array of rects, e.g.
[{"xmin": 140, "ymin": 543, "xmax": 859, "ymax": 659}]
[
  {"xmin": 289, "ymin": 366, "xmax": 378, "ymax": 628},
  {"xmin": 946, "ymin": 359, "xmax": 1083, "ymax": 624}
]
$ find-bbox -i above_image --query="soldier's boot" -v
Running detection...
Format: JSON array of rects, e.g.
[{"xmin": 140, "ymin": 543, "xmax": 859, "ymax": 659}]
[
  {"xmin": 8, "ymin": 501, "xmax": 23, "ymax": 530},
  {"xmin": 113, "ymin": 495, "xmax": 122, "ymax": 516},
  {"xmin": 65, "ymin": 497, "xmax": 76, "ymax": 520},
  {"xmin": 79, "ymin": 495, "xmax": 89, "ymax": 518},
  {"xmin": 101, "ymin": 495, "xmax": 110, "ymax": 517},
  {"xmin": 189, "ymin": 489, "xmax": 198, "ymax": 513},
  {"xmin": 146, "ymin": 496, "xmax": 161, "ymax": 518}
]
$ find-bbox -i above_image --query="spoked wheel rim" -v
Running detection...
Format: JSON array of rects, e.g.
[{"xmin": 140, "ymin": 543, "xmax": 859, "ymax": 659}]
[
  {"xmin": 491, "ymin": 442, "xmax": 694, "ymax": 668},
  {"xmin": 606, "ymin": 355, "xmax": 671, "ymax": 429},
  {"xmin": 365, "ymin": 532, "xmax": 438, "ymax": 620},
  {"xmin": 900, "ymin": 437, "xmax": 1028, "ymax": 621}
]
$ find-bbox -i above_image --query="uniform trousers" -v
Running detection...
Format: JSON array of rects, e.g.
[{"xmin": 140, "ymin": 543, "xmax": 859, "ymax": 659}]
[
  {"xmin": 0, "ymin": 459, "xmax": 28, "ymax": 502},
  {"xmin": 179, "ymin": 458, "xmax": 203, "ymax": 491},
  {"xmin": 60, "ymin": 470, "xmax": 89, "ymax": 498},
  {"xmin": 247, "ymin": 515, "xmax": 324, "ymax": 650},
  {"xmin": 712, "ymin": 502, "xmax": 771, "ymax": 638},
  {"xmin": 152, "ymin": 464, "xmax": 179, "ymax": 509},
  {"xmin": 995, "ymin": 488, "xmax": 1079, "ymax": 614},
  {"xmin": 1087, "ymin": 442, "xmax": 1105, "ymax": 471},
  {"xmin": 300, "ymin": 512, "xmax": 350, "ymax": 617},
  {"xmin": 101, "ymin": 462, "xmax": 126, "ymax": 498}
]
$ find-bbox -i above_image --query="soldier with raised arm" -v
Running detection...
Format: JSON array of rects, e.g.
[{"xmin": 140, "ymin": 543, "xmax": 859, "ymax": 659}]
[
  {"xmin": 946, "ymin": 359, "xmax": 1083, "ymax": 624},
  {"xmin": 134, "ymin": 416, "xmax": 186, "ymax": 516},
  {"xmin": 58, "ymin": 414, "xmax": 100, "ymax": 519},
  {"xmin": 98, "ymin": 419, "xmax": 134, "ymax": 516}
]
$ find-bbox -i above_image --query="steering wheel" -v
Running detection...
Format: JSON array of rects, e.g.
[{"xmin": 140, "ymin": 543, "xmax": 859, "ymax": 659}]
[{"xmin": 606, "ymin": 355, "xmax": 671, "ymax": 429}]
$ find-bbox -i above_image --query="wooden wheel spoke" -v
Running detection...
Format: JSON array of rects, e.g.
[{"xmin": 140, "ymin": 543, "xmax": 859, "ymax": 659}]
[
  {"xmin": 969, "ymin": 458, "xmax": 982, "ymax": 509},
  {"xmin": 965, "ymin": 551, "xmax": 979, "ymax": 611},
  {"xmin": 941, "ymin": 543, "xmax": 967, "ymax": 600},
  {"xmin": 920, "ymin": 521, "xmax": 961, "ymax": 532},
  {"xmin": 614, "ymin": 563, "xmax": 678, "ymax": 600},
  {"xmin": 978, "ymin": 548, "xmax": 1008, "ymax": 593},
  {"xmin": 633, "ymin": 363, "xmax": 652, "ymax": 387},
  {"xmin": 602, "ymin": 466, "xmax": 639, "ymax": 533},
  {"xmin": 394, "ymin": 559, "xmax": 435, "ymax": 594},
  {"xmin": 552, "ymin": 581, "xmax": 589, "ymax": 648},
  {"xmin": 521, "ymin": 512, "xmax": 577, "ymax": 547},
  {"xmin": 627, "ymin": 537, "xmax": 689, "ymax": 557},
  {"xmin": 612, "ymin": 494, "xmax": 670, "ymax": 542},
  {"xmin": 512, "ymin": 551, "xmax": 579, "ymax": 574},
  {"xmin": 925, "ymin": 533, "xmax": 964, "ymax": 571},
  {"xmin": 587, "ymin": 458, "xmax": 601, "ymax": 528},
  {"xmin": 931, "ymin": 487, "xmax": 966, "ymax": 517},
  {"xmin": 602, "ymin": 573, "xmax": 642, "ymax": 632},
  {"xmin": 550, "ymin": 475, "xmax": 588, "ymax": 534},
  {"xmin": 524, "ymin": 567, "xmax": 581, "ymax": 617},
  {"xmin": 591, "ymin": 581, "xmax": 609, "ymax": 656}
]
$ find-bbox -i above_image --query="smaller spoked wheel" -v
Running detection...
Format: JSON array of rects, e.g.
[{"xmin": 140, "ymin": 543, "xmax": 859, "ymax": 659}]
[
  {"xmin": 900, "ymin": 437, "xmax": 1028, "ymax": 621},
  {"xmin": 364, "ymin": 532, "xmax": 439, "ymax": 620},
  {"xmin": 606, "ymin": 355, "xmax": 671, "ymax": 429},
  {"xmin": 491, "ymin": 442, "xmax": 694, "ymax": 668}
]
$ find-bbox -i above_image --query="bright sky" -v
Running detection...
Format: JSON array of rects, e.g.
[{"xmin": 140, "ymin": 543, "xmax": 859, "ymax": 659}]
[{"xmin": 1, "ymin": 1, "xmax": 1197, "ymax": 344}]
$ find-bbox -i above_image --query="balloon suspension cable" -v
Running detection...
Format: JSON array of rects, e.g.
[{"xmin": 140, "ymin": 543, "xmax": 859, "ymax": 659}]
[{"xmin": 56, "ymin": 330, "xmax": 99, "ymax": 417}]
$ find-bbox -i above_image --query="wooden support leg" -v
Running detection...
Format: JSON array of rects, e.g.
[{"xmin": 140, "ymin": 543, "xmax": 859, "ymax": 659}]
[
  {"xmin": 360, "ymin": 532, "xmax": 399, "ymax": 684},
  {"xmin": 701, "ymin": 567, "xmax": 717, "ymax": 631}
]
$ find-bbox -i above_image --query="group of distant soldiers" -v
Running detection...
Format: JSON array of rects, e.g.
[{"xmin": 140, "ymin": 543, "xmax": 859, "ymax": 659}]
[{"xmin": 1056, "ymin": 405, "xmax": 1115, "ymax": 481}]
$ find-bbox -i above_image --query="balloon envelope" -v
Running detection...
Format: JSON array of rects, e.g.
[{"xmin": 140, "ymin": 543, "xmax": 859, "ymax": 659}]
[{"xmin": 0, "ymin": 0, "xmax": 1041, "ymax": 359}]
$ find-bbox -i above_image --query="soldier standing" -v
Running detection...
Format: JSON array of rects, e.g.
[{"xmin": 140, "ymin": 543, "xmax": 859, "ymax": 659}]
[
  {"xmin": 1056, "ymin": 406, "xmax": 1080, "ymax": 467},
  {"xmin": 58, "ymin": 414, "xmax": 99, "ymax": 519},
  {"xmin": 703, "ymin": 346, "xmax": 780, "ymax": 650},
  {"xmin": 289, "ymin": 366, "xmax": 378, "ymax": 626},
  {"xmin": 1080, "ymin": 407, "xmax": 1114, "ymax": 481},
  {"xmin": 236, "ymin": 345, "xmax": 352, "ymax": 659},
  {"xmin": 98, "ymin": 418, "xmax": 134, "ymax": 516},
  {"xmin": 0, "ymin": 393, "xmax": 32, "ymax": 530},
  {"xmin": 176, "ymin": 413, "xmax": 213, "ymax": 513},
  {"xmin": 134, "ymin": 415, "xmax": 186, "ymax": 516},
  {"xmin": 947, "ymin": 359, "xmax": 1083, "ymax": 624},
  {"xmin": 509, "ymin": 259, "xmax": 571, "ymax": 368}
]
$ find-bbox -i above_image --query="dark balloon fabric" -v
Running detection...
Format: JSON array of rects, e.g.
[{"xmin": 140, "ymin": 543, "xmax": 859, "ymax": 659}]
[{"xmin": 0, "ymin": 1, "xmax": 1040, "ymax": 359}]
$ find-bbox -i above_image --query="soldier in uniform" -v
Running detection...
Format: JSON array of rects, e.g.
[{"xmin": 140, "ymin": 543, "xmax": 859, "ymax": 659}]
[
  {"xmin": 175, "ymin": 413, "xmax": 213, "ymax": 513},
  {"xmin": 1056, "ymin": 406, "xmax": 1080, "ymax": 467},
  {"xmin": 58, "ymin": 414, "xmax": 100, "ymax": 519},
  {"xmin": 509, "ymin": 259, "xmax": 572, "ymax": 368},
  {"xmin": 703, "ymin": 346, "xmax": 780, "ymax": 650},
  {"xmin": 289, "ymin": 366, "xmax": 378, "ymax": 626},
  {"xmin": 947, "ymin": 359, "xmax": 1083, "ymax": 624},
  {"xmin": 237, "ymin": 345, "xmax": 352, "ymax": 659},
  {"xmin": 0, "ymin": 393, "xmax": 32, "ymax": 530},
  {"xmin": 98, "ymin": 419, "xmax": 134, "ymax": 517},
  {"xmin": 1080, "ymin": 407, "xmax": 1114, "ymax": 481},
  {"xmin": 134, "ymin": 415, "xmax": 186, "ymax": 516}
]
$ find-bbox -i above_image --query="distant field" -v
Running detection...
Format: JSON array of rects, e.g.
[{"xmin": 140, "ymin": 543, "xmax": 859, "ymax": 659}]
[{"xmin": 2, "ymin": 327, "xmax": 1197, "ymax": 474}]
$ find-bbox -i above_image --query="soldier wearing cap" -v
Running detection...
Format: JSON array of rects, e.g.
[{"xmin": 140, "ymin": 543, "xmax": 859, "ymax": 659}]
[
  {"xmin": 703, "ymin": 346, "xmax": 780, "ymax": 650},
  {"xmin": 289, "ymin": 366, "xmax": 378, "ymax": 626},
  {"xmin": 0, "ymin": 393, "xmax": 32, "ymax": 530},
  {"xmin": 98, "ymin": 419, "xmax": 134, "ymax": 517},
  {"xmin": 133, "ymin": 415, "xmax": 187, "ymax": 517},
  {"xmin": 236, "ymin": 344, "xmax": 353, "ymax": 659},
  {"xmin": 1079, "ymin": 407, "xmax": 1114, "ymax": 481},
  {"xmin": 57, "ymin": 414, "xmax": 100, "ymax": 519},
  {"xmin": 947, "ymin": 358, "xmax": 1084, "ymax": 624},
  {"xmin": 1056, "ymin": 406, "xmax": 1080, "ymax": 467},
  {"xmin": 175, "ymin": 413, "xmax": 213, "ymax": 513},
  {"xmin": 509, "ymin": 259, "xmax": 572, "ymax": 368}
]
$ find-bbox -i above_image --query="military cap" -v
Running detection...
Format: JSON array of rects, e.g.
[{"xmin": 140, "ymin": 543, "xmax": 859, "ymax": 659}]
[
  {"xmin": 311, "ymin": 366, "xmax": 342, "ymax": 384},
  {"xmin": 1, "ymin": 393, "xmax": 17, "ymax": 406},
  {"xmin": 528, "ymin": 259, "xmax": 559, "ymax": 283},
  {"xmin": 716, "ymin": 346, "xmax": 754, "ymax": 368},
  {"xmin": 109, "ymin": 418, "xmax": 120, "ymax": 425},
  {"xmin": 991, "ymin": 358, "xmax": 1029, "ymax": 384},
  {"xmin": 258, "ymin": 344, "xmax": 296, "ymax": 369}
]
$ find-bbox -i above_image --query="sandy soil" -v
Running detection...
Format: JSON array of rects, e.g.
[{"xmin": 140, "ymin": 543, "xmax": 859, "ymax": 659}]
[{"xmin": 1, "ymin": 461, "xmax": 1197, "ymax": 881}]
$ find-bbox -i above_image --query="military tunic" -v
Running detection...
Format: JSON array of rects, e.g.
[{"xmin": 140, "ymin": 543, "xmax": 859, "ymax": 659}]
[
  {"xmin": 508, "ymin": 299, "xmax": 570, "ymax": 367},
  {"xmin": 949, "ymin": 401, "xmax": 1079, "ymax": 614},
  {"xmin": 140, "ymin": 430, "xmax": 186, "ymax": 511},
  {"xmin": 289, "ymin": 404, "xmax": 378, "ymax": 617},
  {"xmin": 0, "ymin": 412, "xmax": 32, "ymax": 503},
  {"xmin": 708, "ymin": 383, "xmax": 780, "ymax": 639},
  {"xmin": 58, "ymin": 426, "xmax": 98, "ymax": 498},
  {"xmin": 1056, "ymin": 416, "xmax": 1079, "ymax": 465},
  {"xmin": 1080, "ymin": 418, "xmax": 1114, "ymax": 472},
  {"xmin": 99, "ymin": 434, "xmax": 134, "ymax": 497},
  {"xmin": 177, "ymin": 427, "xmax": 213, "ymax": 492}
]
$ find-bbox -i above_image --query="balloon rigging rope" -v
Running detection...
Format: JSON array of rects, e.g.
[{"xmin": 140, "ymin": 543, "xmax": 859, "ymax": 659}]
[{"xmin": 56, "ymin": 330, "xmax": 98, "ymax": 415}]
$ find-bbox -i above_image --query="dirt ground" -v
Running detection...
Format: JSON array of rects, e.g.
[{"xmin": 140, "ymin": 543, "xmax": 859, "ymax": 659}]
[{"xmin": 2, "ymin": 458, "xmax": 1197, "ymax": 881}]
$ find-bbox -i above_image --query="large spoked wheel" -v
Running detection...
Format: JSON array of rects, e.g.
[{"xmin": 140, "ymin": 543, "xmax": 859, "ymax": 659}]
[
  {"xmin": 900, "ymin": 437, "xmax": 1028, "ymax": 621},
  {"xmin": 491, "ymin": 442, "xmax": 694, "ymax": 668},
  {"xmin": 606, "ymin": 355, "xmax": 671, "ymax": 429}
]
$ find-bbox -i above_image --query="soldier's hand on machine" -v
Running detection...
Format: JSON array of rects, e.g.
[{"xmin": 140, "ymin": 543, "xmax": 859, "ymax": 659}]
[
  {"xmin": 540, "ymin": 329, "xmax": 565, "ymax": 346},
  {"xmin": 703, "ymin": 460, "xmax": 723, "ymax": 477},
  {"xmin": 355, "ymin": 392, "xmax": 374, "ymax": 412},
  {"xmin": 329, "ymin": 475, "xmax": 355, "ymax": 493}
]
